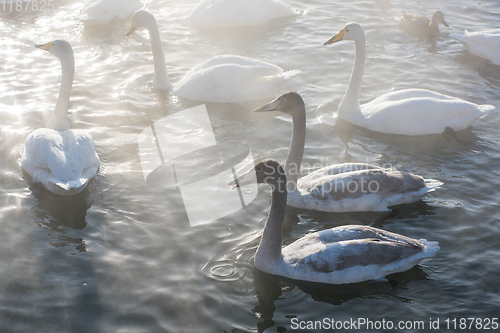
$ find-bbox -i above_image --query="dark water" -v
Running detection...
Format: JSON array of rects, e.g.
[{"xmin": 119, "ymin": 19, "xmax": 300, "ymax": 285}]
[{"xmin": 1, "ymin": 0, "xmax": 499, "ymax": 332}]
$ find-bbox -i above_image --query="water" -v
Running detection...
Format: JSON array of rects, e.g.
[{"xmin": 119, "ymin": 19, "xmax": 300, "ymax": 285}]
[{"xmin": 1, "ymin": 0, "xmax": 500, "ymax": 332}]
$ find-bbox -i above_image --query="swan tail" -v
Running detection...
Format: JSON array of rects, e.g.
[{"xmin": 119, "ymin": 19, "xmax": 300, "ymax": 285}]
[
  {"xmin": 424, "ymin": 178, "xmax": 443, "ymax": 192},
  {"xmin": 49, "ymin": 178, "xmax": 90, "ymax": 196},
  {"xmin": 418, "ymin": 239, "xmax": 440, "ymax": 258},
  {"xmin": 265, "ymin": 69, "xmax": 300, "ymax": 81},
  {"xmin": 450, "ymin": 33, "xmax": 464, "ymax": 41},
  {"xmin": 478, "ymin": 104, "xmax": 495, "ymax": 118}
]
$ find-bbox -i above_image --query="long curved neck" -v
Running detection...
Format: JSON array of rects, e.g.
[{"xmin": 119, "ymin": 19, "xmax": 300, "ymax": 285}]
[
  {"xmin": 146, "ymin": 19, "xmax": 171, "ymax": 90},
  {"xmin": 339, "ymin": 36, "xmax": 365, "ymax": 116},
  {"xmin": 46, "ymin": 52, "xmax": 73, "ymax": 132},
  {"xmin": 285, "ymin": 111, "xmax": 305, "ymax": 190},
  {"xmin": 256, "ymin": 181, "xmax": 287, "ymax": 266}
]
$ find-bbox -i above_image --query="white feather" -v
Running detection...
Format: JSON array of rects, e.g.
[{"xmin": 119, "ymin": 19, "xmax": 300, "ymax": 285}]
[
  {"xmin": 189, "ymin": 0, "xmax": 298, "ymax": 28},
  {"xmin": 451, "ymin": 29, "xmax": 500, "ymax": 66},
  {"xmin": 81, "ymin": 0, "xmax": 141, "ymax": 25}
]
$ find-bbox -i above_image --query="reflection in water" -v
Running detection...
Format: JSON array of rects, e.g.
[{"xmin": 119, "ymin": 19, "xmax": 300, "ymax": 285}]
[
  {"xmin": 252, "ymin": 265, "xmax": 433, "ymax": 332},
  {"xmin": 27, "ymin": 175, "xmax": 97, "ymax": 252},
  {"xmin": 293, "ymin": 265, "xmax": 432, "ymax": 305},
  {"xmin": 252, "ymin": 269, "xmax": 287, "ymax": 333}
]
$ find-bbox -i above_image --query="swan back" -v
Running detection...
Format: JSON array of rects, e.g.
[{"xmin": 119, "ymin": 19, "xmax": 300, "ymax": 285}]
[
  {"xmin": 81, "ymin": 0, "xmax": 141, "ymax": 25},
  {"xmin": 22, "ymin": 129, "xmax": 100, "ymax": 196},
  {"xmin": 173, "ymin": 56, "xmax": 299, "ymax": 103},
  {"xmin": 280, "ymin": 225, "xmax": 439, "ymax": 284},
  {"xmin": 452, "ymin": 29, "xmax": 500, "ymax": 66},
  {"xmin": 189, "ymin": 0, "xmax": 298, "ymax": 28}
]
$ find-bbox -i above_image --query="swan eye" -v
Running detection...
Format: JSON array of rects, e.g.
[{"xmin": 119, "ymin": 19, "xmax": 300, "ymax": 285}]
[{"xmin": 281, "ymin": 98, "xmax": 286, "ymax": 102}]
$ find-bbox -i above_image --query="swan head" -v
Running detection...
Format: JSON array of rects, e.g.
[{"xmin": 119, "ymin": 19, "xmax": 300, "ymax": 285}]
[
  {"xmin": 35, "ymin": 40, "xmax": 73, "ymax": 61},
  {"xmin": 431, "ymin": 11, "xmax": 449, "ymax": 27},
  {"xmin": 231, "ymin": 159, "xmax": 287, "ymax": 192},
  {"xmin": 126, "ymin": 10, "xmax": 157, "ymax": 36},
  {"xmin": 324, "ymin": 22, "xmax": 364, "ymax": 44},
  {"xmin": 254, "ymin": 92, "xmax": 305, "ymax": 117}
]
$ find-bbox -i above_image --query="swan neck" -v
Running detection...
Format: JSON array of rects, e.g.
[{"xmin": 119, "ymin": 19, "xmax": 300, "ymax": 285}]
[
  {"xmin": 46, "ymin": 52, "xmax": 73, "ymax": 132},
  {"xmin": 147, "ymin": 19, "xmax": 170, "ymax": 89},
  {"xmin": 256, "ymin": 181, "xmax": 287, "ymax": 265},
  {"xmin": 339, "ymin": 37, "xmax": 365, "ymax": 116},
  {"xmin": 285, "ymin": 112, "xmax": 305, "ymax": 190}
]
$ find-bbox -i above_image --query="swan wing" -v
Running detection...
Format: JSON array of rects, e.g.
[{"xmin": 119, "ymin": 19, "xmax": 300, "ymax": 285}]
[
  {"xmin": 297, "ymin": 168, "xmax": 425, "ymax": 200},
  {"xmin": 360, "ymin": 89, "xmax": 494, "ymax": 135},
  {"xmin": 291, "ymin": 167, "xmax": 439, "ymax": 212},
  {"xmin": 184, "ymin": 55, "xmax": 284, "ymax": 74},
  {"xmin": 81, "ymin": 0, "xmax": 141, "ymax": 23},
  {"xmin": 189, "ymin": 0, "xmax": 298, "ymax": 27},
  {"xmin": 452, "ymin": 30, "xmax": 500, "ymax": 65},
  {"xmin": 281, "ymin": 226, "xmax": 438, "ymax": 283},
  {"xmin": 174, "ymin": 56, "xmax": 299, "ymax": 102},
  {"xmin": 22, "ymin": 129, "xmax": 100, "ymax": 195}
]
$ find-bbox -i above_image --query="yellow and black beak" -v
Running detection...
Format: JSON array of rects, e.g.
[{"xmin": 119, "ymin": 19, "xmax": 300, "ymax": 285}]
[
  {"xmin": 126, "ymin": 17, "xmax": 138, "ymax": 37},
  {"xmin": 35, "ymin": 41, "xmax": 53, "ymax": 51},
  {"xmin": 324, "ymin": 30, "xmax": 345, "ymax": 45}
]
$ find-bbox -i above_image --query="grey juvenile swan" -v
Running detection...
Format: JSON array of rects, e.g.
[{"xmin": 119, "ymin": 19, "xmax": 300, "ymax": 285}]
[
  {"xmin": 231, "ymin": 159, "xmax": 439, "ymax": 284},
  {"xmin": 255, "ymin": 92, "xmax": 442, "ymax": 212}
]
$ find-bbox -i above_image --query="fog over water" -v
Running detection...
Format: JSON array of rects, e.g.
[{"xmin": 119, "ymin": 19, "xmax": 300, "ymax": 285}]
[{"xmin": 1, "ymin": 0, "xmax": 499, "ymax": 332}]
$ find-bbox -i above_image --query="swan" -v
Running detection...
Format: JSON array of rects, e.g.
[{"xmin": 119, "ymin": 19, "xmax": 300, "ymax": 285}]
[
  {"xmin": 80, "ymin": 0, "xmax": 141, "ymax": 25},
  {"xmin": 255, "ymin": 92, "xmax": 442, "ymax": 212},
  {"xmin": 451, "ymin": 29, "xmax": 500, "ymax": 66},
  {"xmin": 21, "ymin": 40, "xmax": 100, "ymax": 196},
  {"xmin": 324, "ymin": 23, "xmax": 495, "ymax": 136},
  {"xmin": 398, "ymin": 10, "xmax": 448, "ymax": 37},
  {"xmin": 189, "ymin": 0, "xmax": 299, "ymax": 28},
  {"xmin": 230, "ymin": 159, "xmax": 439, "ymax": 284},
  {"xmin": 126, "ymin": 10, "xmax": 299, "ymax": 103}
]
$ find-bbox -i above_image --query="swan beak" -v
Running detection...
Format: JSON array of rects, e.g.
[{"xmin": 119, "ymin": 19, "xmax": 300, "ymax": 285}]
[
  {"xmin": 126, "ymin": 18, "xmax": 138, "ymax": 37},
  {"xmin": 35, "ymin": 42, "xmax": 53, "ymax": 51},
  {"xmin": 324, "ymin": 30, "xmax": 345, "ymax": 45},
  {"xmin": 228, "ymin": 167, "xmax": 256, "ymax": 189},
  {"xmin": 254, "ymin": 98, "xmax": 280, "ymax": 112},
  {"xmin": 442, "ymin": 19, "xmax": 449, "ymax": 27}
]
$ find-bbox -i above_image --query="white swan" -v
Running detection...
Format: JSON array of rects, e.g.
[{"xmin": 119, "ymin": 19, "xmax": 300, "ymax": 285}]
[
  {"xmin": 255, "ymin": 92, "xmax": 442, "ymax": 212},
  {"xmin": 451, "ymin": 29, "xmax": 500, "ymax": 66},
  {"xmin": 21, "ymin": 40, "xmax": 100, "ymax": 196},
  {"xmin": 189, "ymin": 0, "xmax": 298, "ymax": 28},
  {"xmin": 126, "ymin": 10, "xmax": 299, "ymax": 103},
  {"xmin": 231, "ymin": 159, "xmax": 439, "ymax": 284},
  {"xmin": 80, "ymin": 0, "xmax": 141, "ymax": 25},
  {"xmin": 324, "ymin": 23, "xmax": 495, "ymax": 135},
  {"xmin": 398, "ymin": 11, "xmax": 448, "ymax": 37}
]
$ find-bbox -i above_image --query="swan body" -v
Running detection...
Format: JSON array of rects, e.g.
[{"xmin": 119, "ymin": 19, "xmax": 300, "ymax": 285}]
[
  {"xmin": 451, "ymin": 29, "xmax": 500, "ymax": 66},
  {"xmin": 189, "ymin": 0, "xmax": 298, "ymax": 28},
  {"xmin": 324, "ymin": 23, "xmax": 495, "ymax": 135},
  {"xmin": 21, "ymin": 40, "xmax": 99, "ymax": 196},
  {"xmin": 232, "ymin": 159, "xmax": 439, "ymax": 284},
  {"xmin": 399, "ymin": 10, "xmax": 448, "ymax": 37},
  {"xmin": 255, "ymin": 92, "xmax": 442, "ymax": 212},
  {"xmin": 127, "ymin": 10, "xmax": 299, "ymax": 102},
  {"xmin": 80, "ymin": 0, "xmax": 141, "ymax": 25}
]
